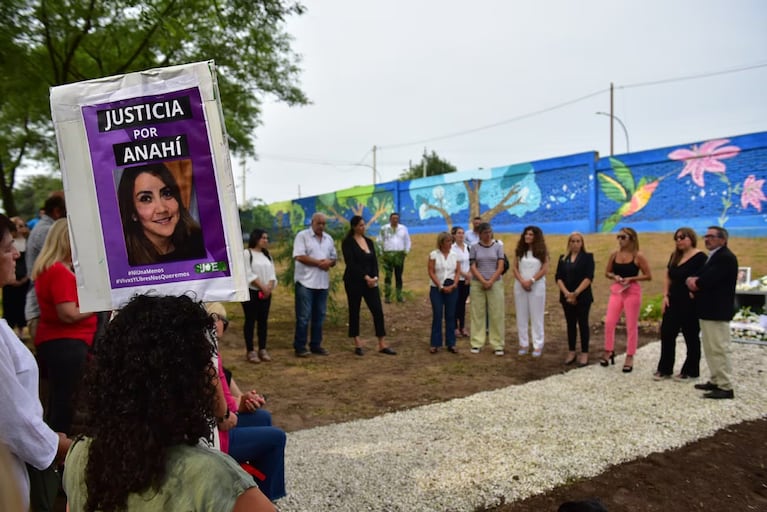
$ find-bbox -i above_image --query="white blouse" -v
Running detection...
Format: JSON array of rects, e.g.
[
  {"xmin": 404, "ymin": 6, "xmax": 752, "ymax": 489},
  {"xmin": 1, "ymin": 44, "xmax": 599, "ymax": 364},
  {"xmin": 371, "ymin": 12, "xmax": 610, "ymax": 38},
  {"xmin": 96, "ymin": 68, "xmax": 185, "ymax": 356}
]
[
  {"xmin": 429, "ymin": 249, "xmax": 458, "ymax": 287},
  {"xmin": 518, "ymin": 250, "xmax": 544, "ymax": 280},
  {"xmin": 451, "ymin": 243, "xmax": 470, "ymax": 281},
  {"xmin": 244, "ymin": 249, "xmax": 277, "ymax": 291}
]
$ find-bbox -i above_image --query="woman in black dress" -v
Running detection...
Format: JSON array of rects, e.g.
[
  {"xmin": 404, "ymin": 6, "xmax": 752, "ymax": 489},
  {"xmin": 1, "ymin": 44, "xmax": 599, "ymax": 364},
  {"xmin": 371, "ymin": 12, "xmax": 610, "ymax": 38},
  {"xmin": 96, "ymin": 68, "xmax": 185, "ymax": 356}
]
[
  {"xmin": 342, "ymin": 216, "xmax": 396, "ymax": 356},
  {"xmin": 654, "ymin": 227, "xmax": 707, "ymax": 380},
  {"xmin": 555, "ymin": 232, "xmax": 594, "ymax": 367}
]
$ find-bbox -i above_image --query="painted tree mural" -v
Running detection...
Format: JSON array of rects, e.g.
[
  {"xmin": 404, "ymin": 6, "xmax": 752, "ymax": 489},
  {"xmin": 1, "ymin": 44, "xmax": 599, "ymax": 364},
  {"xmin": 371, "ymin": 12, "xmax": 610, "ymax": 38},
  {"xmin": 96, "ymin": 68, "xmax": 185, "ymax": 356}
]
[{"xmin": 410, "ymin": 164, "xmax": 541, "ymax": 229}]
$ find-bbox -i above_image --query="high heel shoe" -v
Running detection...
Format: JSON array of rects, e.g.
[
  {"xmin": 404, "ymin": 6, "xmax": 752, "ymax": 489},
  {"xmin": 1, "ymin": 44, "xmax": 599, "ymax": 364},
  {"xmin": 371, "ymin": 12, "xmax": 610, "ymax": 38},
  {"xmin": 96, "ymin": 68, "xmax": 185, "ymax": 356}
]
[
  {"xmin": 564, "ymin": 352, "xmax": 577, "ymax": 365},
  {"xmin": 599, "ymin": 351, "xmax": 615, "ymax": 367},
  {"xmin": 622, "ymin": 355, "xmax": 634, "ymax": 373}
]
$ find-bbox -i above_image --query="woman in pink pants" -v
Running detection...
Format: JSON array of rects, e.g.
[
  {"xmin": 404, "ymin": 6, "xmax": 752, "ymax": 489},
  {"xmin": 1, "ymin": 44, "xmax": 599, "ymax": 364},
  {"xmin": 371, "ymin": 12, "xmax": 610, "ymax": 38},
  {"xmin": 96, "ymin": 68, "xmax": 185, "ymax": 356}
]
[{"xmin": 601, "ymin": 227, "xmax": 651, "ymax": 372}]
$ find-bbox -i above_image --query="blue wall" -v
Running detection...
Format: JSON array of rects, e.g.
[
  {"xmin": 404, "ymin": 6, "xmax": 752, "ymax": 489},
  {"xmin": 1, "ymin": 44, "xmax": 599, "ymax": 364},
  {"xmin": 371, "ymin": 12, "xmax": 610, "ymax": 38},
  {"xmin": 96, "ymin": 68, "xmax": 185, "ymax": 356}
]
[{"xmin": 268, "ymin": 131, "xmax": 767, "ymax": 237}]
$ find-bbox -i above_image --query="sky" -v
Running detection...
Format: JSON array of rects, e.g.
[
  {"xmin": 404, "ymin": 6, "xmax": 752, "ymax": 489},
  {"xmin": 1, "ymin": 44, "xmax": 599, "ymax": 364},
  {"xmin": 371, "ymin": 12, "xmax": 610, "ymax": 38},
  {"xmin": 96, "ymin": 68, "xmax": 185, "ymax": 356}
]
[{"xmin": 242, "ymin": 0, "xmax": 767, "ymax": 205}]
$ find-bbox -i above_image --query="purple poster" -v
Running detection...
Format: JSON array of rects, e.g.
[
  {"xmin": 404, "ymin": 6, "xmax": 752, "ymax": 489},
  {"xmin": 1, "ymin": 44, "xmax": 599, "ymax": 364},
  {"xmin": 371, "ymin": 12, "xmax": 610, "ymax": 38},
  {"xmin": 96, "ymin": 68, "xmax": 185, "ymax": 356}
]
[{"xmin": 81, "ymin": 87, "xmax": 230, "ymax": 288}]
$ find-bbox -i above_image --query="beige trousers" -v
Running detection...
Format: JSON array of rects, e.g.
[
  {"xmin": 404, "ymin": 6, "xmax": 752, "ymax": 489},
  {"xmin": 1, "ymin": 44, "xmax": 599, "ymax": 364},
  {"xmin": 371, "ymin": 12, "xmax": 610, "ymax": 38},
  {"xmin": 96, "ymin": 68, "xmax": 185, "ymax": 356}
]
[
  {"xmin": 699, "ymin": 319, "xmax": 733, "ymax": 391},
  {"xmin": 469, "ymin": 280, "xmax": 505, "ymax": 351}
]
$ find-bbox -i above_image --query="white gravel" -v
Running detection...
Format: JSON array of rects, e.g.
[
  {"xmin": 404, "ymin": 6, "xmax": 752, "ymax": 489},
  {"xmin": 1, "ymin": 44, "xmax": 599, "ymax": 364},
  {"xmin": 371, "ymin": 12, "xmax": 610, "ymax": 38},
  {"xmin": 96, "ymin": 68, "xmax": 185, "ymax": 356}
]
[{"xmin": 278, "ymin": 341, "xmax": 767, "ymax": 511}]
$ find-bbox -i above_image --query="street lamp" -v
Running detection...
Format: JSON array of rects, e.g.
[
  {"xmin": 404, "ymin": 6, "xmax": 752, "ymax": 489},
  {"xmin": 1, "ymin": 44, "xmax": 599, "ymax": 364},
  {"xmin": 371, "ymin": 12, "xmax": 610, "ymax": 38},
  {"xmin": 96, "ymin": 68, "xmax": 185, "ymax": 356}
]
[{"xmin": 595, "ymin": 111, "xmax": 630, "ymax": 155}]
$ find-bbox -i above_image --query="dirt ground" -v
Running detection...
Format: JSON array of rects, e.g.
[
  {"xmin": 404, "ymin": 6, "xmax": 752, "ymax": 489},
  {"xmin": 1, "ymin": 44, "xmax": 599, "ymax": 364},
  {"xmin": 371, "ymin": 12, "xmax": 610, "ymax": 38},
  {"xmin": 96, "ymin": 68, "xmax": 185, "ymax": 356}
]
[{"xmin": 216, "ymin": 232, "xmax": 766, "ymax": 511}]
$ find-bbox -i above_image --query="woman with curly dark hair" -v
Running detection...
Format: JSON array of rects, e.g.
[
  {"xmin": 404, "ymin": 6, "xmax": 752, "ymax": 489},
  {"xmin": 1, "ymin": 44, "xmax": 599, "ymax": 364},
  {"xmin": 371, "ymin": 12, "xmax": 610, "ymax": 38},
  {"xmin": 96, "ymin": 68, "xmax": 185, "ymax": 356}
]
[
  {"xmin": 512, "ymin": 225, "xmax": 550, "ymax": 357},
  {"xmin": 62, "ymin": 294, "xmax": 273, "ymax": 512}
]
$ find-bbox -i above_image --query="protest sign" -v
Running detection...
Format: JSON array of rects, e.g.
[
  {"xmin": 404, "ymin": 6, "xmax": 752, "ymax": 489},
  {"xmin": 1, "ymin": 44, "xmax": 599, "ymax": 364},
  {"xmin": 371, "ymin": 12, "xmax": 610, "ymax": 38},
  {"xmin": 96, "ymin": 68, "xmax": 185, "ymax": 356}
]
[{"xmin": 50, "ymin": 61, "xmax": 248, "ymax": 311}]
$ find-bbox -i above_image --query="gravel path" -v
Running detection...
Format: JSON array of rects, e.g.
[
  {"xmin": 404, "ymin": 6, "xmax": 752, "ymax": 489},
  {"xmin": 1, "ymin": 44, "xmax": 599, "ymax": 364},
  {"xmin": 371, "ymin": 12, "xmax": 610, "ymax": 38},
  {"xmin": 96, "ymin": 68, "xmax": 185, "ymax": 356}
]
[{"xmin": 278, "ymin": 341, "xmax": 767, "ymax": 511}]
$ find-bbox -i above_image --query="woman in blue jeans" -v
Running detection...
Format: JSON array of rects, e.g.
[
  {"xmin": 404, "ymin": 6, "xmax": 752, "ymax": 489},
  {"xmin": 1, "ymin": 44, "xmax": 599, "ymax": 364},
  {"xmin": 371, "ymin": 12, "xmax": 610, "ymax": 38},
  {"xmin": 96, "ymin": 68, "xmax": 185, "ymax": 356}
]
[{"xmin": 427, "ymin": 232, "xmax": 461, "ymax": 353}]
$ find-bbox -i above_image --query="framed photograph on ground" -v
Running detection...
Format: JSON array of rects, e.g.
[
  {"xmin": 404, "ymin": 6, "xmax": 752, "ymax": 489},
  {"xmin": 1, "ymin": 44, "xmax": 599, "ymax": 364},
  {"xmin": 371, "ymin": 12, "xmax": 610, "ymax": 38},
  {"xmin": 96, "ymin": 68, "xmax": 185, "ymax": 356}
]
[{"xmin": 737, "ymin": 267, "xmax": 751, "ymax": 286}]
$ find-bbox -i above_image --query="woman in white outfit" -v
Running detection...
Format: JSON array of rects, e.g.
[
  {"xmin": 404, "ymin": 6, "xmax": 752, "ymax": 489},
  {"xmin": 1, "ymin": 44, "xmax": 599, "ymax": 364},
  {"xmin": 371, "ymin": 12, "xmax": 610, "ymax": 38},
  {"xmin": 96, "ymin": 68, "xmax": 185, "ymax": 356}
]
[{"xmin": 513, "ymin": 225, "xmax": 549, "ymax": 357}]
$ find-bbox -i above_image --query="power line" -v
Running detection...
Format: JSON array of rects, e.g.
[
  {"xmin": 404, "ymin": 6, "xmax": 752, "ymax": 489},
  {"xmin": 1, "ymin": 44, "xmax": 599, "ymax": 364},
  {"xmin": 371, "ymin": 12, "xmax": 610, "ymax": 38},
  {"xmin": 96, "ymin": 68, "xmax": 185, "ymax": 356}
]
[
  {"xmin": 379, "ymin": 61, "xmax": 767, "ymax": 151},
  {"xmin": 379, "ymin": 88, "xmax": 609, "ymax": 150},
  {"xmin": 621, "ymin": 61, "xmax": 767, "ymax": 90},
  {"xmin": 257, "ymin": 61, "xmax": 767, "ymax": 167}
]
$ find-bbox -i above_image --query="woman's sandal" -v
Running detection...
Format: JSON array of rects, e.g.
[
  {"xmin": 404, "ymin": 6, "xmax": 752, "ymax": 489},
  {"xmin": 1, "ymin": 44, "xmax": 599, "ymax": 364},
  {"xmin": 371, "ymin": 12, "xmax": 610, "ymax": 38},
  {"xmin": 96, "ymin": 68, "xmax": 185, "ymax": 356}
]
[
  {"xmin": 599, "ymin": 351, "xmax": 615, "ymax": 367},
  {"xmin": 622, "ymin": 355, "xmax": 634, "ymax": 373}
]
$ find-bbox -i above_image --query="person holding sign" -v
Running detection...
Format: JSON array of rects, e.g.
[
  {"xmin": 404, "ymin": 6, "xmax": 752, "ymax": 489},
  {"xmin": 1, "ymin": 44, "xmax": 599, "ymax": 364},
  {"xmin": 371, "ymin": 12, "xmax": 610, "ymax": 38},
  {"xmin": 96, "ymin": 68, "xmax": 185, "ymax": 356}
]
[{"xmin": 117, "ymin": 162, "xmax": 205, "ymax": 266}]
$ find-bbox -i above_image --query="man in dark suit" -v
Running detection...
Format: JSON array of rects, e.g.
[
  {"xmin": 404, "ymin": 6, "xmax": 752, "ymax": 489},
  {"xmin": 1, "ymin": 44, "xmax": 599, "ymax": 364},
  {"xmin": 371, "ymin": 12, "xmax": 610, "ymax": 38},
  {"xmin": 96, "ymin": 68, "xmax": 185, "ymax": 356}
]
[{"xmin": 685, "ymin": 226, "xmax": 738, "ymax": 399}]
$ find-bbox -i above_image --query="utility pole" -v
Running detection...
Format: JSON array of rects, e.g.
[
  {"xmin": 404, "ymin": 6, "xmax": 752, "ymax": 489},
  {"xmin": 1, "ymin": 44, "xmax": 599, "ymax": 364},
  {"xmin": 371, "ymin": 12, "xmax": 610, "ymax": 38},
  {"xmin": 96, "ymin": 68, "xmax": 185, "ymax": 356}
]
[
  {"xmin": 372, "ymin": 145, "xmax": 377, "ymax": 185},
  {"xmin": 240, "ymin": 158, "xmax": 247, "ymax": 204},
  {"xmin": 422, "ymin": 147, "xmax": 428, "ymax": 178},
  {"xmin": 609, "ymin": 82, "xmax": 614, "ymax": 156}
]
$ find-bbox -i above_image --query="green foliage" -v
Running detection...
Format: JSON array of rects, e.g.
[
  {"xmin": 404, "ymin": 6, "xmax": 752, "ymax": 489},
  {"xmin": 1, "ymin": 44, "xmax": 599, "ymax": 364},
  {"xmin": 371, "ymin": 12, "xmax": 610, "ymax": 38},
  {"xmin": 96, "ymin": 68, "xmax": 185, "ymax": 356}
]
[
  {"xmin": 0, "ymin": 0, "xmax": 308, "ymax": 215},
  {"xmin": 239, "ymin": 199, "xmax": 276, "ymax": 238},
  {"xmin": 640, "ymin": 294, "xmax": 664, "ymax": 322},
  {"xmin": 12, "ymin": 174, "xmax": 63, "ymax": 220},
  {"xmin": 399, "ymin": 150, "xmax": 457, "ymax": 181}
]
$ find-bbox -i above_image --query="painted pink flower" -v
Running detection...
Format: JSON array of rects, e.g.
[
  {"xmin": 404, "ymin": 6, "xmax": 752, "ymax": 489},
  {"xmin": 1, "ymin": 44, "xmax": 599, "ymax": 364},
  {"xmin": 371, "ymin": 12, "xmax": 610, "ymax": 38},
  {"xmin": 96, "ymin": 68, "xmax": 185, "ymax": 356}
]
[
  {"xmin": 741, "ymin": 174, "xmax": 766, "ymax": 212},
  {"xmin": 669, "ymin": 139, "xmax": 740, "ymax": 187}
]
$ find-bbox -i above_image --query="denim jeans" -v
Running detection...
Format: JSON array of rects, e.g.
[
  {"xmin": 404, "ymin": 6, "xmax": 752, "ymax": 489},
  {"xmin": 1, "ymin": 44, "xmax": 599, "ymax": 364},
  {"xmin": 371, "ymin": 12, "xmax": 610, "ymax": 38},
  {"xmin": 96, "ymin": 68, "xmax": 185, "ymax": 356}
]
[
  {"xmin": 229, "ymin": 411, "xmax": 286, "ymax": 501},
  {"xmin": 293, "ymin": 281, "xmax": 329, "ymax": 352},
  {"xmin": 429, "ymin": 286, "xmax": 458, "ymax": 348}
]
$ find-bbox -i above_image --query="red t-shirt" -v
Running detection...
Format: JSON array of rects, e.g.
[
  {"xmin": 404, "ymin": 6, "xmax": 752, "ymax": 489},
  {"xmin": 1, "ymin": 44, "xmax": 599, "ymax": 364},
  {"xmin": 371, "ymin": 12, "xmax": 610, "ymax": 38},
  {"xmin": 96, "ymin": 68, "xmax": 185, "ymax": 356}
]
[{"xmin": 34, "ymin": 262, "xmax": 97, "ymax": 346}]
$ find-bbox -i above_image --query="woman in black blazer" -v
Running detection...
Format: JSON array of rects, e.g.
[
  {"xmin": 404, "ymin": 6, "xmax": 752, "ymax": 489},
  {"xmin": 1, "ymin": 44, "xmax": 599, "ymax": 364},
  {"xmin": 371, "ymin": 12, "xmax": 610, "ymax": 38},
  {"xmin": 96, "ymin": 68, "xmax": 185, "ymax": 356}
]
[
  {"xmin": 342, "ymin": 216, "xmax": 396, "ymax": 356},
  {"xmin": 555, "ymin": 232, "xmax": 594, "ymax": 367}
]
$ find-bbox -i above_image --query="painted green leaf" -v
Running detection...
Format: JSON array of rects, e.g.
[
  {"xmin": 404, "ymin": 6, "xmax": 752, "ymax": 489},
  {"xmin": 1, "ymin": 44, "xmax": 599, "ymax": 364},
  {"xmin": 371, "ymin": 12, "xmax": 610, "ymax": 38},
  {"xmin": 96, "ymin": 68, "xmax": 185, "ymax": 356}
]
[
  {"xmin": 609, "ymin": 158, "xmax": 635, "ymax": 195},
  {"xmin": 600, "ymin": 211, "xmax": 622, "ymax": 232},
  {"xmin": 598, "ymin": 173, "xmax": 628, "ymax": 203}
]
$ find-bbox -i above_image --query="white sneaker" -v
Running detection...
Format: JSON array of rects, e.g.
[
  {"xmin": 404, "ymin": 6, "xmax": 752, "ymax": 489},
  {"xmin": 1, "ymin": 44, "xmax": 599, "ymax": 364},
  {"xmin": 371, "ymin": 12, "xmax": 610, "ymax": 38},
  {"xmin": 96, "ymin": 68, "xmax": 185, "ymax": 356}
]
[
  {"xmin": 518, "ymin": 348, "xmax": 528, "ymax": 356},
  {"xmin": 470, "ymin": 347, "xmax": 480, "ymax": 354},
  {"xmin": 494, "ymin": 350, "xmax": 504, "ymax": 356}
]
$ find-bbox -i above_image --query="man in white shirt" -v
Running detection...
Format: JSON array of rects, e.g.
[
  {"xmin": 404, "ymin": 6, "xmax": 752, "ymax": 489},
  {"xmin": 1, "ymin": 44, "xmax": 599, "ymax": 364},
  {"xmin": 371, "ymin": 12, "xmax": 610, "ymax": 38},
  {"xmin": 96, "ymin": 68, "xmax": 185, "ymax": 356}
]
[
  {"xmin": 377, "ymin": 212, "xmax": 411, "ymax": 303},
  {"xmin": 292, "ymin": 213, "xmax": 337, "ymax": 357},
  {"xmin": 465, "ymin": 216, "xmax": 482, "ymax": 246}
]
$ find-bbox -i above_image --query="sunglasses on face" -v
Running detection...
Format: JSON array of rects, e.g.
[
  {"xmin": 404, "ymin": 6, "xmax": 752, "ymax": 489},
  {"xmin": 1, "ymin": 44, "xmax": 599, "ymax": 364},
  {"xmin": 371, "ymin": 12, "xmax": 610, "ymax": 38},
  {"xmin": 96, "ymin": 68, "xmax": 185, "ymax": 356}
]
[
  {"xmin": 211, "ymin": 313, "xmax": 229, "ymax": 331},
  {"xmin": 616, "ymin": 234, "xmax": 630, "ymax": 240},
  {"xmin": 674, "ymin": 234, "xmax": 688, "ymax": 241}
]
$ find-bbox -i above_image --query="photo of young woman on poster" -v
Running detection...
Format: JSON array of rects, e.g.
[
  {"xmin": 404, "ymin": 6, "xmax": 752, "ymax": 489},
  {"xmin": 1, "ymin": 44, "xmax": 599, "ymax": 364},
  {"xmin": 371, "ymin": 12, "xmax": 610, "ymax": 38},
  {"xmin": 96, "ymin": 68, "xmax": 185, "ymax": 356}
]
[{"xmin": 117, "ymin": 161, "xmax": 205, "ymax": 266}]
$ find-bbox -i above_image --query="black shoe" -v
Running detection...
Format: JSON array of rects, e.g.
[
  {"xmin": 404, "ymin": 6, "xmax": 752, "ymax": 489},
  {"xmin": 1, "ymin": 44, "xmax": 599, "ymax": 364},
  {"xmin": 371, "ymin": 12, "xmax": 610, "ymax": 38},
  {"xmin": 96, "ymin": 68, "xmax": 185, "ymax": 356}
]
[
  {"xmin": 703, "ymin": 388, "xmax": 734, "ymax": 399},
  {"xmin": 694, "ymin": 381, "xmax": 719, "ymax": 391},
  {"xmin": 295, "ymin": 349, "xmax": 311, "ymax": 358},
  {"xmin": 599, "ymin": 351, "xmax": 615, "ymax": 367},
  {"xmin": 310, "ymin": 347, "xmax": 330, "ymax": 356},
  {"xmin": 379, "ymin": 347, "xmax": 397, "ymax": 355},
  {"xmin": 354, "ymin": 347, "xmax": 364, "ymax": 356}
]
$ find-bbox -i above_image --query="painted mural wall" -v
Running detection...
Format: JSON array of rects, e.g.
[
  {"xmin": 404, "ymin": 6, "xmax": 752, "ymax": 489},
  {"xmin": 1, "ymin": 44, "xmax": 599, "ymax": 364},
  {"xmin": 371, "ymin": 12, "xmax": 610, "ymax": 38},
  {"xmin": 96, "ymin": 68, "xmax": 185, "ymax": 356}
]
[{"xmin": 266, "ymin": 131, "xmax": 767, "ymax": 237}]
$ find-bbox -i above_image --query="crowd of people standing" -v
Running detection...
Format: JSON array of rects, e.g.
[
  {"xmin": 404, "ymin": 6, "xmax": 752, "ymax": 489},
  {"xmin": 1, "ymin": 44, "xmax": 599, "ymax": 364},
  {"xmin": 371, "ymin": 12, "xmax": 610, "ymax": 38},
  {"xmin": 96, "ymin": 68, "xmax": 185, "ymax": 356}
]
[{"xmin": 1, "ymin": 199, "xmax": 742, "ymax": 510}]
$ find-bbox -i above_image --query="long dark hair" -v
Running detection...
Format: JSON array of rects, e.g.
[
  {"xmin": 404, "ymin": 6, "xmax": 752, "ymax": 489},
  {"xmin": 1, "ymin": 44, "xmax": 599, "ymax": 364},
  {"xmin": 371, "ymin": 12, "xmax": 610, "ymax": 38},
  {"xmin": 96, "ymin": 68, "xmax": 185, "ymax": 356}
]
[
  {"xmin": 247, "ymin": 228, "xmax": 271, "ymax": 260},
  {"xmin": 668, "ymin": 227, "xmax": 697, "ymax": 267},
  {"xmin": 117, "ymin": 163, "xmax": 201, "ymax": 265},
  {"xmin": 345, "ymin": 215, "xmax": 364, "ymax": 239},
  {"xmin": 80, "ymin": 294, "xmax": 217, "ymax": 512},
  {"xmin": 515, "ymin": 225, "xmax": 548, "ymax": 263}
]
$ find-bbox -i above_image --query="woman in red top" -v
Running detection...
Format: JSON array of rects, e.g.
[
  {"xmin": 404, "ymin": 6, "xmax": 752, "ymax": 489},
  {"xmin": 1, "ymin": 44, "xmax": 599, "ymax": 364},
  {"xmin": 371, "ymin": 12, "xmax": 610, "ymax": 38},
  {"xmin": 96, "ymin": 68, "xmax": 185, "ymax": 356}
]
[{"xmin": 32, "ymin": 219, "xmax": 96, "ymax": 434}]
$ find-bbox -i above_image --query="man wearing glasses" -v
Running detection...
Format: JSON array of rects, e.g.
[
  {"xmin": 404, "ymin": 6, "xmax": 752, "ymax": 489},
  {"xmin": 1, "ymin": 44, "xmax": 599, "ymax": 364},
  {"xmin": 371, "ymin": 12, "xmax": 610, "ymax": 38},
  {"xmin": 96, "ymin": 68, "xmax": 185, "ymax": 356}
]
[{"xmin": 685, "ymin": 226, "xmax": 738, "ymax": 399}]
